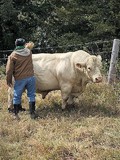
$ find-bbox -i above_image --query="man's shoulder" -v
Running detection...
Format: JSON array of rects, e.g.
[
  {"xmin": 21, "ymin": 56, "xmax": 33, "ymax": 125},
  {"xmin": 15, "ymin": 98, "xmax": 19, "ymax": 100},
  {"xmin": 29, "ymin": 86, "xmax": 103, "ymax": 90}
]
[{"xmin": 10, "ymin": 51, "xmax": 16, "ymax": 56}]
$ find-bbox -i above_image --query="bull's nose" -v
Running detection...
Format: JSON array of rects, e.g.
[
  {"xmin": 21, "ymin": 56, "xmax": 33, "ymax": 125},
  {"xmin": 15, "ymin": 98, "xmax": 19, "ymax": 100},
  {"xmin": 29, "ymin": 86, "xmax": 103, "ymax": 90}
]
[{"xmin": 95, "ymin": 76, "xmax": 102, "ymax": 83}]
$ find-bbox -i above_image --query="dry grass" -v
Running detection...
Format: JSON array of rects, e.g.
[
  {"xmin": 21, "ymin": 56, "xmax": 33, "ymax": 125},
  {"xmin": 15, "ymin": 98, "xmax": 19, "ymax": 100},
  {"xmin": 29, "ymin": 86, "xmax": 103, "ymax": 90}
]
[{"xmin": 0, "ymin": 79, "xmax": 120, "ymax": 160}]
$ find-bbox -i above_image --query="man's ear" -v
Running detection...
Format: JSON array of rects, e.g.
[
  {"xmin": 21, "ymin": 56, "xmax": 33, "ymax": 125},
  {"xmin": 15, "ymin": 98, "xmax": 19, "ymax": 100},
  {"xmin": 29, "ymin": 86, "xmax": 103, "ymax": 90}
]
[{"xmin": 75, "ymin": 62, "xmax": 86, "ymax": 71}]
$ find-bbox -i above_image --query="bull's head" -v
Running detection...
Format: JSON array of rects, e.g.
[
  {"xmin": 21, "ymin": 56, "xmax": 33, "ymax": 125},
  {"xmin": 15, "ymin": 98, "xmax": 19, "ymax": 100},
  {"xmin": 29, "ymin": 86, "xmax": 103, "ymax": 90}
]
[{"xmin": 75, "ymin": 55, "xmax": 102, "ymax": 83}]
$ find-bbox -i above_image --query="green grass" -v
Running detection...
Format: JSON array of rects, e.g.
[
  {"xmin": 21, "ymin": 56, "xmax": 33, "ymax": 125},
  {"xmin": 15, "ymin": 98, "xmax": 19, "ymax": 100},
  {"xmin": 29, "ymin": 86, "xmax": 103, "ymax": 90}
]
[{"xmin": 0, "ymin": 79, "xmax": 120, "ymax": 160}]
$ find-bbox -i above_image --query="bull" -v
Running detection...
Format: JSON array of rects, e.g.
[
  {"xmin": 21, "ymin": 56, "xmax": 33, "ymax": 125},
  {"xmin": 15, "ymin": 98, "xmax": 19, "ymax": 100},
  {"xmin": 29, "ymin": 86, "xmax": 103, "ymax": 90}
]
[{"xmin": 8, "ymin": 43, "xmax": 102, "ymax": 110}]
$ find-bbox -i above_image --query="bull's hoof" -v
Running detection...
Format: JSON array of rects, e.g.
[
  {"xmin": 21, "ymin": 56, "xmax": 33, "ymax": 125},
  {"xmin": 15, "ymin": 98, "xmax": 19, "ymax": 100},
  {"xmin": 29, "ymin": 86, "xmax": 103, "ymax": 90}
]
[
  {"xmin": 61, "ymin": 108, "xmax": 65, "ymax": 111},
  {"xmin": 61, "ymin": 106, "xmax": 66, "ymax": 111}
]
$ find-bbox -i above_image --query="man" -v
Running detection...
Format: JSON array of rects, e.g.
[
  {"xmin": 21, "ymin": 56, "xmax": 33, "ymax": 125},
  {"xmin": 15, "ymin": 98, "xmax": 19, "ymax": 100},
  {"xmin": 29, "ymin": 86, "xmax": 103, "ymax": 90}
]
[{"xmin": 6, "ymin": 38, "xmax": 37, "ymax": 119}]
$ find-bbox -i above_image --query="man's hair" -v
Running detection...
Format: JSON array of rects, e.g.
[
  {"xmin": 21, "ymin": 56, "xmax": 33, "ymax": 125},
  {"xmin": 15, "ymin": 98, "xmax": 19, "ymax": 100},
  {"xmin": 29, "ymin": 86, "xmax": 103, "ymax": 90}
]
[{"xmin": 15, "ymin": 38, "xmax": 26, "ymax": 46}]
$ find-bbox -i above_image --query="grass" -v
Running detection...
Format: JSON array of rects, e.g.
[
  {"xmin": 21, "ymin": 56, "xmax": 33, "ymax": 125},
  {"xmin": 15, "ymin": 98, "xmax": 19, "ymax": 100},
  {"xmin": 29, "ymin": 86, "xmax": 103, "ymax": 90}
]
[{"xmin": 0, "ymin": 78, "xmax": 120, "ymax": 160}]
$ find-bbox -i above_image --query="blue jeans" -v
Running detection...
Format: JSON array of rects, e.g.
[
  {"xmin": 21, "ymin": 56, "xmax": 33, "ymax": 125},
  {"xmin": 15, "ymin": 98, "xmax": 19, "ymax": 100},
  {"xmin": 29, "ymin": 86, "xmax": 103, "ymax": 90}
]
[{"xmin": 13, "ymin": 76, "xmax": 36, "ymax": 104}]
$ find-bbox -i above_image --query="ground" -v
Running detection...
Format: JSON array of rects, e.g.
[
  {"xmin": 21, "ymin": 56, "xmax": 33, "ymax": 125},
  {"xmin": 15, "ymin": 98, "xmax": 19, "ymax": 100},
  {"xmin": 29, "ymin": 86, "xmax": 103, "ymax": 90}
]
[{"xmin": 0, "ymin": 79, "xmax": 120, "ymax": 160}]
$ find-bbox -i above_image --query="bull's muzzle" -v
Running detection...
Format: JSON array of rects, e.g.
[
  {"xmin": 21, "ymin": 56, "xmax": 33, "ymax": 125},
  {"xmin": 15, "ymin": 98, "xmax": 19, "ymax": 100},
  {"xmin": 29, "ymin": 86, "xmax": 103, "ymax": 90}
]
[{"xmin": 95, "ymin": 76, "xmax": 102, "ymax": 83}]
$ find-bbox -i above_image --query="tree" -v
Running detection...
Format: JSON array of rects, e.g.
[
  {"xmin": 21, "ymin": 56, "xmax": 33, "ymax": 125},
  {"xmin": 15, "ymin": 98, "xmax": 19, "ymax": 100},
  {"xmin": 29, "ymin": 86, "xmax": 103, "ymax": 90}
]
[
  {"xmin": 0, "ymin": 0, "xmax": 120, "ymax": 52},
  {"xmin": 0, "ymin": 0, "xmax": 18, "ymax": 49}
]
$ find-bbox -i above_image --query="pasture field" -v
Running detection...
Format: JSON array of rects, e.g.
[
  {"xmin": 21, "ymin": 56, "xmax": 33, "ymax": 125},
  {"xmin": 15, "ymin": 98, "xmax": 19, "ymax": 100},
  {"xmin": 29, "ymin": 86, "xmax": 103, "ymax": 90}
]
[{"xmin": 0, "ymin": 78, "xmax": 120, "ymax": 160}]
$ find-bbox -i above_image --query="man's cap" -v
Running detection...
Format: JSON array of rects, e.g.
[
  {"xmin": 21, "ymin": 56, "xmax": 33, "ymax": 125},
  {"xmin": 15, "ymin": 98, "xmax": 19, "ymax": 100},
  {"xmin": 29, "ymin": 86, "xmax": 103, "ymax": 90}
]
[{"xmin": 15, "ymin": 38, "xmax": 26, "ymax": 46}]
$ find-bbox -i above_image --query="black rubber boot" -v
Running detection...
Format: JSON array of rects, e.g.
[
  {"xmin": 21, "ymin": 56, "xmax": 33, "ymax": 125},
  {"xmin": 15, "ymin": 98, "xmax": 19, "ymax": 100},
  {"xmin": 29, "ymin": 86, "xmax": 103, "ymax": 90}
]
[
  {"xmin": 14, "ymin": 104, "xmax": 20, "ymax": 120},
  {"xmin": 8, "ymin": 104, "xmax": 25, "ymax": 113},
  {"xmin": 19, "ymin": 104, "xmax": 26, "ymax": 112},
  {"xmin": 29, "ymin": 102, "xmax": 37, "ymax": 119}
]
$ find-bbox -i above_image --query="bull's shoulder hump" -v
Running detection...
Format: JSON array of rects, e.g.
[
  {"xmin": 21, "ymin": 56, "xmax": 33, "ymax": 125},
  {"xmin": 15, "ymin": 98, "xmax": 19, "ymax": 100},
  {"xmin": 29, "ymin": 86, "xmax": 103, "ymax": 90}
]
[
  {"xmin": 71, "ymin": 50, "xmax": 90, "ymax": 60},
  {"xmin": 32, "ymin": 52, "xmax": 73, "ymax": 61},
  {"xmin": 73, "ymin": 50, "xmax": 90, "ymax": 55}
]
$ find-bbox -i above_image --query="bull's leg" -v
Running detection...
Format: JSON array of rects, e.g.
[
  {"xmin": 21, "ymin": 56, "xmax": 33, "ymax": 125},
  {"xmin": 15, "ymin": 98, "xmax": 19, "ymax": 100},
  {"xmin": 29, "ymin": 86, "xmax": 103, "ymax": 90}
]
[
  {"xmin": 8, "ymin": 87, "xmax": 26, "ymax": 113},
  {"xmin": 61, "ymin": 83, "xmax": 72, "ymax": 109},
  {"xmin": 8, "ymin": 87, "xmax": 14, "ymax": 111},
  {"xmin": 61, "ymin": 94, "xmax": 69, "ymax": 109},
  {"xmin": 67, "ymin": 95, "xmax": 74, "ymax": 105}
]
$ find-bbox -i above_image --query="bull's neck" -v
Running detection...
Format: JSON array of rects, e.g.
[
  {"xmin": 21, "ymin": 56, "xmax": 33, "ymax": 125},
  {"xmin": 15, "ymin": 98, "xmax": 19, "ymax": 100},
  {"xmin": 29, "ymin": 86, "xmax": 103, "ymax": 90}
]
[{"xmin": 74, "ymin": 66, "xmax": 89, "ymax": 84}]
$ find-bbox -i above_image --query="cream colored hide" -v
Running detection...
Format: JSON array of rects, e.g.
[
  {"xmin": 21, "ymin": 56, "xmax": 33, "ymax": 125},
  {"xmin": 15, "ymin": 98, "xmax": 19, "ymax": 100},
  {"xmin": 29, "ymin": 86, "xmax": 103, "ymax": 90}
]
[
  {"xmin": 8, "ymin": 50, "xmax": 102, "ymax": 109},
  {"xmin": 33, "ymin": 50, "xmax": 102, "ymax": 109}
]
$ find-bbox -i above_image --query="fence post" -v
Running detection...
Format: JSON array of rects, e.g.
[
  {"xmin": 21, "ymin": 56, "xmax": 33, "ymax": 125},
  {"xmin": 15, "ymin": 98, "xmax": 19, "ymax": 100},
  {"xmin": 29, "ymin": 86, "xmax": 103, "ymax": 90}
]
[{"xmin": 108, "ymin": 39, "xmax": 120, "ymax": 84}]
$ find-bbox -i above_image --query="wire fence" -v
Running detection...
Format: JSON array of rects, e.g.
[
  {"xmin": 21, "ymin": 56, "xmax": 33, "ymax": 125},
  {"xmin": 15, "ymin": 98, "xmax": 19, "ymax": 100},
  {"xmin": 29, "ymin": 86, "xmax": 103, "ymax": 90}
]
[
  {"xmin": 1, "ymin": 39, "xmax": 120, "ymax": 81},
  {"xmin": 0, "ymin": 40, "xmax": 112, "ymax": 61}
]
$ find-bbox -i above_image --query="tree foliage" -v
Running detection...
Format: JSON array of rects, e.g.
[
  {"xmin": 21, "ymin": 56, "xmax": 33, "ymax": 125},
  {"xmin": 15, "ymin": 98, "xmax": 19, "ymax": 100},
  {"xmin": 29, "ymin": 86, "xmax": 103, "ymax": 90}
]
[{"xmin": 0, "ymin": 0, "xmax": 120, "ymax": 51}]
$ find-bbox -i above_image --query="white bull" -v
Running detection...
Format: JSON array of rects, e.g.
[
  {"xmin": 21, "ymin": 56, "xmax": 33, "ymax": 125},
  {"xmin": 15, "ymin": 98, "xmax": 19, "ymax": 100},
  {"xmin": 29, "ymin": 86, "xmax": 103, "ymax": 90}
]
[{"xmin": 8, "ymin": 50, "xmax": 102, "ymax": 109}]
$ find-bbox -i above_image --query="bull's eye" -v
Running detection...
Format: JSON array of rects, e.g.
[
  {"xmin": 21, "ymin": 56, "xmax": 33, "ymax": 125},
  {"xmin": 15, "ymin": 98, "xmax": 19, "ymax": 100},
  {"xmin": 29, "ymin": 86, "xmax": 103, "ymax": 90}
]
[{"xmin": 87, "ymin": 67, "xmax": 91, "ymax": 71}]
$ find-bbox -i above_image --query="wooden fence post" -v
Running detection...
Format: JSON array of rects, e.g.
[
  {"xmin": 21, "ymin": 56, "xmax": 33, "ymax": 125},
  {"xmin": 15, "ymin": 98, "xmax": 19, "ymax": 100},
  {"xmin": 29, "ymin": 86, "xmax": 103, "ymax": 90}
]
[{"xmin": 108, "ymin": 39, "xmax": 120, "ymax": 84}]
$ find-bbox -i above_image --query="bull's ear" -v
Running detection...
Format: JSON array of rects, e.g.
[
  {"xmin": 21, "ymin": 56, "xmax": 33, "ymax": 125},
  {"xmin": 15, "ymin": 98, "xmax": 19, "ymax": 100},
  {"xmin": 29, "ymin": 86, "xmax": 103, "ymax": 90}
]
[
  {"xmin": 97, "ymin": 55, "xmax": 102, "ymax": 61},
  {"xmin": 75, "ymin": 62, "xmax": 86, "ymax": 71}
]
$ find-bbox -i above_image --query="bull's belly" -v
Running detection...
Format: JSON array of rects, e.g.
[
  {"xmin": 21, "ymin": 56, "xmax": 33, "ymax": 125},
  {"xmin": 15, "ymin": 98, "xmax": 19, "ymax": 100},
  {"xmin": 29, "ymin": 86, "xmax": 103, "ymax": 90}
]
[
  {"xmin": 35, "ymin": 75, "xmax": 60, "ymax": 92},
  {"xmin": 33, "ymin": 61, "xmax": 60, "ymax": 92}
]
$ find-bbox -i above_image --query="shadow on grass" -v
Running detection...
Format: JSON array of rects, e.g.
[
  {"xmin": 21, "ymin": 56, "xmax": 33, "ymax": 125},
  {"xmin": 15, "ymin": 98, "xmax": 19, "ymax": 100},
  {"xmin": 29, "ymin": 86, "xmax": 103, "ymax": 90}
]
[{"xmin": 36, "ymin": 102, "xmax": 120, "ymax": 120}]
